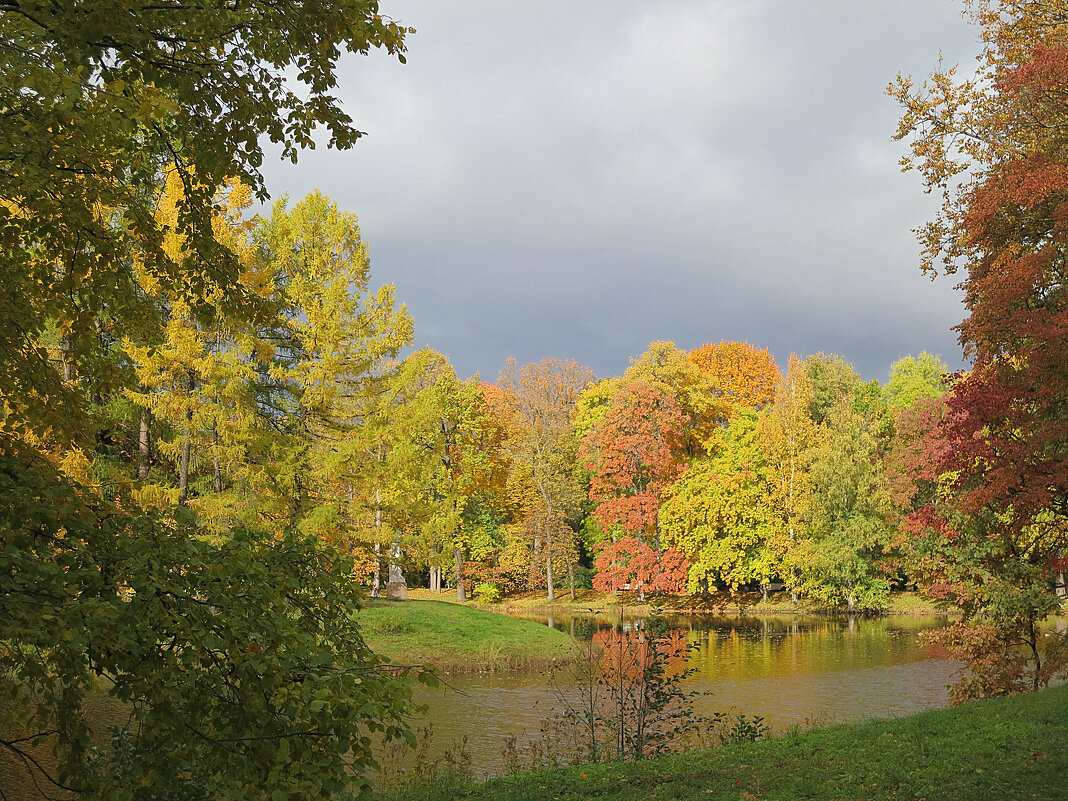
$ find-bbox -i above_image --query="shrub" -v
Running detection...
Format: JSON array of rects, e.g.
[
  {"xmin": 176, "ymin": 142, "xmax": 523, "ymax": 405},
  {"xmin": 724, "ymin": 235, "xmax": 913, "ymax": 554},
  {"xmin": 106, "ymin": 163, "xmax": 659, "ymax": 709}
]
[{"xmin": 474, "ymin": 582, "xmax": 502, "ymax": 603}]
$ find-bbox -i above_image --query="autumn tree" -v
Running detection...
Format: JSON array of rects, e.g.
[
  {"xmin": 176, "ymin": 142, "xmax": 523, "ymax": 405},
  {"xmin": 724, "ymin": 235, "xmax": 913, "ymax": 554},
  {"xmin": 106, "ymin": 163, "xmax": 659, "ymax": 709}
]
[
  {"xmin": 579, "ymin": 381, "xmax": 689, "ymax": 597},
  {"xmin": 591, "ymin": 537, "xmax": 689, "ymax": 600},
  {"xmin": 579, "ymin": 381, "xmax": 687, "ymax": 543},
  {"xmin": 688, "ymin": 340, "xmax": 780, "ymax": 420},
  {"xmin": 497, "ymin": 357, "xmax": 594, "ymax": 601},
  {"xmin": 660, "ymin": 409, "xmax": 779, "ymax": 594},
  {"xmin": 255, "ymin": 191, "xmax": 413, "ymax": 552},
  {"xmin": 623, "ymin": 341, "xmax": 728, "ymax": 456},
  {"xmin": 890, "ymin": 0, "xmax": 1068, "ymax": 695},
  {"xmin": 123, "ymin": 172, "xmax": 265, "ymax": 519},
  {"xmin": 0, "ymin": 4, "xmax": 423, "ymax": 797},
  {"xmin": 801, "ymin": 400, "xmax": 895, "ymax": 612},
  {"xmin": 385, "ymin": 349, "xmax": 492, "ymax": 601},
  {"xmin": 758, "ymin": 355, "xmax": 822, "ymax": 601}
]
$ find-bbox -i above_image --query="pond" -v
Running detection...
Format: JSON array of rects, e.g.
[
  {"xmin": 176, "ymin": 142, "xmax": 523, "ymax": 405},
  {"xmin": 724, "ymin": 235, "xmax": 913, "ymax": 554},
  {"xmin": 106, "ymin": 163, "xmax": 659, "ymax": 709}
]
[
  {"xmin": 1, "ymin": 612, "xmax": 961, "ymax": 797},
  {"xmin": 402, "ymin": 612, "xmax": 961, "ymax": 777}
]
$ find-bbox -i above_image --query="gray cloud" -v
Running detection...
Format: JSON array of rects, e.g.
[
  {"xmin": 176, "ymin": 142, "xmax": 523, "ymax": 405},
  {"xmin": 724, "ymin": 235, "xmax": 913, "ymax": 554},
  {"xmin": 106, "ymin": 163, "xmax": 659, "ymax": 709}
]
[{"xmin": 261, "ymin": 0, "xmax": 981, "ymax": 383}]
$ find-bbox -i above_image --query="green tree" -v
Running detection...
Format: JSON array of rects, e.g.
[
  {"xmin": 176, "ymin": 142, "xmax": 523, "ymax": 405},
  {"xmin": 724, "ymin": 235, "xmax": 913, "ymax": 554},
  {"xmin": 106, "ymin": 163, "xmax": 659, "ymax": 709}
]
[
  {"xmin": 884, "ymin": 352, "xmax": 950, "ymax": 409},
  {"xmin": 804, "ymin": 352, "xmax": 882, "ymax": 424},
  {"xmin": 1, "ymin": 5, "xmax": 424, "ymax": 796},
  {"xmin": 801, "ymin": 400, "xmax": 895, "ymax": 612},
  {"xmin": 758, "ymin": 355, "xmax": 822, "ymax": 600},
  {"xmin": 660, "ymin": 409, "xmax": 778, "ymax": 593}
]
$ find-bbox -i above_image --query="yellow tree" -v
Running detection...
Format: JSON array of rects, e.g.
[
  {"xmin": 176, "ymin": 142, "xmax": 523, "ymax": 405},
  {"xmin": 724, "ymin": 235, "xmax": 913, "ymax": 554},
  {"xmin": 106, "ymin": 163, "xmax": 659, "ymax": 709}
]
[
  {"xmin": 384, "ymin": 349, "xmax": 493, "ymax": 601},
  {"xmin": 758, "ymin": 354, "xmax": 822, "ymax": 600},
  {"xmin": 623, "ymin": 341, "xmax": 711, "ymax": 457},
  {"xmin": 660, "ymin": 409, "xmax": 779, "ymax": 594},
  {"xmin": 254, "ymin": 191, "xmax": 413, "ymax": 540},
  {"xmin": 123, "ymin": 170, "xmax": 265, "ymax": 515}
]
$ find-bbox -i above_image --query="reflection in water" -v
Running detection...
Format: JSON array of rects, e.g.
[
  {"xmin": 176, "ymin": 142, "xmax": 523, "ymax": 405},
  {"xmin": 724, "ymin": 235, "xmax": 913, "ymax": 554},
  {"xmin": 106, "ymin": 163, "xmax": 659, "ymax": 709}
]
[
  {"xmin": 1, "ymin": 614, "xmax": 962, "ymax": 796},
  {"xmin": 411, "ymin": 613, "xmax": 962, "ymax": 777}
]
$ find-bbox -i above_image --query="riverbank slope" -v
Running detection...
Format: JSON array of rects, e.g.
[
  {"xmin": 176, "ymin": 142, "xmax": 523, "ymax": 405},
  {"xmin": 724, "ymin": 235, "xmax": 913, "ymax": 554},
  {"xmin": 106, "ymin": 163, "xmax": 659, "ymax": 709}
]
[
  {"xmin": 387, "ymin": 683, "xmax": 1068, "ymax": 800},
  {"xmin": 358, "ymin": 599, "xmax": 574, "ymax": 674}
]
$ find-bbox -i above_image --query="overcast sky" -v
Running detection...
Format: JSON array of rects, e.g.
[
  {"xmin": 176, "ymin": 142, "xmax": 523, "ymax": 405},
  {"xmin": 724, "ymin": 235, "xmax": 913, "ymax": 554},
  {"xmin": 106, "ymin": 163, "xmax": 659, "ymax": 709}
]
[{"xmin": 260, "ymin": 0, "xmax": 983, "ymax": 384}]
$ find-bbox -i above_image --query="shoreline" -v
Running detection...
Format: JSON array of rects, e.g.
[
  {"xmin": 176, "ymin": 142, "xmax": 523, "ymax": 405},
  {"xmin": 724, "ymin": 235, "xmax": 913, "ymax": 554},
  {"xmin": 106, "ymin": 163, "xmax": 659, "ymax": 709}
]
[
  {"xmin": 406, "ymin": 588, "xmax": 964, "ymax": 618},
  {"xmin": 358, "ymin": 598, "xmax": 576, "ymax": 676},
  {"xmin": 381, "ymin": 683, "xmax": 1068, "ymax": 801}
]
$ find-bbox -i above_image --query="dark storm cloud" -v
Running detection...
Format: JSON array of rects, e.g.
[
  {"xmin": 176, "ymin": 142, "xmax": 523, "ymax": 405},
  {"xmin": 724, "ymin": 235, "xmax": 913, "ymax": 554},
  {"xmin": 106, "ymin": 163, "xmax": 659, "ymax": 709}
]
[{"xmin": 260, "ymin": 0, "xmax": 982, "ymax": 382}]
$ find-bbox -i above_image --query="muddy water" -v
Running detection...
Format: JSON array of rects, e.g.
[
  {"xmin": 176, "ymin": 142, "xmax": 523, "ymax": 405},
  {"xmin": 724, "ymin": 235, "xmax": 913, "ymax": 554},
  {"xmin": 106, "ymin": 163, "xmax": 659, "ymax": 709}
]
[
  {"xmin": 406, "ymin": 613, "xmax": 961, "ymax": 777},
  {"xmin": 2, "ymin": 613, "xmax": 961, "ymax": 796}
]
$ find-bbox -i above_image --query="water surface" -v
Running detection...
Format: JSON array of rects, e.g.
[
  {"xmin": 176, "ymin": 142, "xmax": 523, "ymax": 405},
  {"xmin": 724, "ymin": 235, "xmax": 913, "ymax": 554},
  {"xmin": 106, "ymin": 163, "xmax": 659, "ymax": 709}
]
[{"xmin": 407, "ymin": 612, "xmax": 961, "ymax": 776}]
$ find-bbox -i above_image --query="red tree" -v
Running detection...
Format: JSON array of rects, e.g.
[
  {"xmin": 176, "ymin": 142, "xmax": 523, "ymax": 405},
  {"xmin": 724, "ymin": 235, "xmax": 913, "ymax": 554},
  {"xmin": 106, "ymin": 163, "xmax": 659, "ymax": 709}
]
[
  {"xmin": 592, "ymin": 537, "xmax": 689, "ymax": 598},
  {"xmin": 891, "ymin": 2, "xmax": 1068, "ymax": 697}
]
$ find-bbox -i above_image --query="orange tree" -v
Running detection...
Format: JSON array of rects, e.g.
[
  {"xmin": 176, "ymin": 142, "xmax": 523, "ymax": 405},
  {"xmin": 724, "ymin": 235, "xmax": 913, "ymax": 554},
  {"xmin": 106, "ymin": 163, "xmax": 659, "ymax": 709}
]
[{"xmin": 579, "ymin": 381, "xmax": 689, "ymax": 596}]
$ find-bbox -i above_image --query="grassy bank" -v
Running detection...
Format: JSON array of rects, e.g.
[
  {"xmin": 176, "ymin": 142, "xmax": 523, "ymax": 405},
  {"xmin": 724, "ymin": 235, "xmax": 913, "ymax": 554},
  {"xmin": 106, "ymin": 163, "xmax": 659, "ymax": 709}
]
[
  {"xmin": 408, "ymin": 587, "xmax": 958, "ymax": 616},
  {"xmin": 358, "ymin": 599, "xmax": 574, "ymax": 674},
  {"xmin": 387, "ymin": 683, "xmax": 1068, "ymax": 801}
]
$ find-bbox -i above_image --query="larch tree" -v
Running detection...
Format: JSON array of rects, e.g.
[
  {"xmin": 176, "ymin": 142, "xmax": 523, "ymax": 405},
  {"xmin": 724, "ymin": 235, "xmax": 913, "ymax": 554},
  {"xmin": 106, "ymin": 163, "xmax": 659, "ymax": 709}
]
[
  {"xmin": 255, "ymin": 191, "xmax": 412, "ymax": 544},
  {"xmin": 124, "ymin": 172, "xmax": 264, "ymax": 519}
]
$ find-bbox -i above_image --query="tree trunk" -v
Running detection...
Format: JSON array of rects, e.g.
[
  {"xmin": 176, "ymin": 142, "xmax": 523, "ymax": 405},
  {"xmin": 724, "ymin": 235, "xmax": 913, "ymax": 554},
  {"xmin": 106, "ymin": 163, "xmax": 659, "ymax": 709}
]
[
  {"xmin": 178, "ymin": 370, "xmax": 195, "ymax": 507},
  {"xmin": 568, "ymin": 561, "xmax": 576, "ymax": 601},
  {"xmin": 372, "ymin": 542, "xmax": 381, "ymax": 597},
  {"xmin": 61, "ymin": 333, "xmax": 73, "ymax": 384},
  {"xmin": 455, "ymin": 547, "xmax": 466, "ymax": 602},
  {"xmin": 211, "ymin": 424, "xmax": 223, "ymax": 494},
  {"xmin": 178, "ymin": 406, "xmax": 192, "ymax": 506},
  {"xmin": 137, "ymin": 407, "xmax": 152, "ymax": 479},
  {"xmin": 546, "ymin": 555, "xmax": 555, "ymax": 602}
]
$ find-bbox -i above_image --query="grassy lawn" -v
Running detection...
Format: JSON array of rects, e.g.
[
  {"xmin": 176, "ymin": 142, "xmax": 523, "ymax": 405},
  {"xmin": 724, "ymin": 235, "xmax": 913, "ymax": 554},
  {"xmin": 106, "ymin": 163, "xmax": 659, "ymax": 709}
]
[
  {"xmin": 358, "ymin": 598, "xmax": 575, "ymax": 674},
  {"xmin": 386, "ymin": 683, "xmax": 1068, "ymax": 800}
]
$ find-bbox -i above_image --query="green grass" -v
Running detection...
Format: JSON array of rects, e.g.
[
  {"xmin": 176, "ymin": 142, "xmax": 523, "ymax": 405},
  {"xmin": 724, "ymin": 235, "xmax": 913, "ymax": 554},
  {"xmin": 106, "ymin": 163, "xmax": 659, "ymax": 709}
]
[
  {"xmin": 358, "ymin": 599, "xmax": 575, "ymax": 674},
  {"xmin": 386, "ymin": 683, "xmax": 1068, "ymax": 800}
]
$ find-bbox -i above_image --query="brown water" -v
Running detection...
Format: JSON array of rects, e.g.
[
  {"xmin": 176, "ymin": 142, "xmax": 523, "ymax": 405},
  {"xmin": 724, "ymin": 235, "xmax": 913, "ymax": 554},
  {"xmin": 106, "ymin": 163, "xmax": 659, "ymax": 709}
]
[
  {"xmin": 2, "ymin": 613, "xmax": 960, "ymax": 796},
  {"xmin": 406, "ymin": 613, "xmax": 961, "ymax": 777}
]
